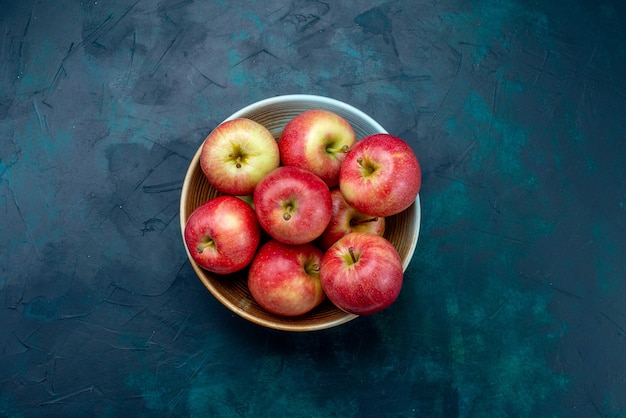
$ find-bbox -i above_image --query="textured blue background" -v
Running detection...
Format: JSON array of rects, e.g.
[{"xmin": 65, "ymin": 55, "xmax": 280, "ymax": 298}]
[{"xmin": 1, "ymin": 0, "xmax": 625, "ymax": 416}]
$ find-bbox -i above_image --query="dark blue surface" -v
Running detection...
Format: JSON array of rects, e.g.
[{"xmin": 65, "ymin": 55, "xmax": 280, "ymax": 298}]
[{"xmin": 1, "ymin": 0, "xmax": 625, "ymax": 416}]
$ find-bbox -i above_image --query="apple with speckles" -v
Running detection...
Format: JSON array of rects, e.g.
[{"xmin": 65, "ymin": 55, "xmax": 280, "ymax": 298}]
[
  {"xmin": 200, "ymin": 118, "xmax": 280, "ymax": 196},
  {"xmin": 320, "ymin": 232, "xmax": 403, "ymax": 316},
  {"xmin": 183, "ymin": 196, "xmax": 261, "ymax": 274},
  {"xmin": 248, "ymin": 240, "xmax": 325, "ymax": 316},
  {"xmin": 253, "ymin": 165, "xmax": 332, "ymax": 245},
  {"xmin": 279, "ymin": 109, "xmax": 356, "ymax": 188},
  {"xmin": 339, "ymin": 133, "xmax": 421, "ymax": 217}
]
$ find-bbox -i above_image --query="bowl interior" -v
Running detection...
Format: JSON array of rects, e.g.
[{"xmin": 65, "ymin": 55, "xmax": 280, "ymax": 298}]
[{"xmin": 180, "ymin": 95, "xmax": 421, "ymax": 332}]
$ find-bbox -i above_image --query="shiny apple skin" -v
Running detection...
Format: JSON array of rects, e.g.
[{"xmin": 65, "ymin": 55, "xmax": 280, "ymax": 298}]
[
  {"xmin": 248, "ymin": 240, "xmax": 325, "ymax": 317},
  {"xmin": 279, "ymin": 109, "xmax": 356, "ymax": 188},
  {"xmin": 320, "ymin": 232, "xmax": 403, "ymax": 315},
  {"xmin": 184, "ymin": 195, "xmax": 261, "ymax": 274},
  {"xmin": 200, "ymin": 118, "xmax": 280, "ymax": 196},
  {"xmin": 253, "ymin": 166, "xmax": 332, "ymax": 245},
  {"xmin": 339, "ymin": 133, "xmax": 421, "ymax": 217}
]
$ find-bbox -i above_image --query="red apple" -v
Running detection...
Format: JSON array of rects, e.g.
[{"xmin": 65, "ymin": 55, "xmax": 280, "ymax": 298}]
[
  {"xmin": 253, "ymin": 166, "xmax": 332, "ymax": 245},
  {"xmin": 339, "ymin": 133, "xmax": 421, "ymax": 217},
  {"xmin": 184, "ymin": 195, "xmax": 261, "ymax": 274},
  {"xmin": 200, "ymin": 118, "xmax": 280, "ymax": 196},
  {"xmin": 279, "ymin": 109, "xmax": 356, "ymax": 188},
  {"xmin": 248, "ymin": 240, "xmax": 325, "ymax": 316},
  {"xmin": 317, "ymin": 188, "xmax": 385, "ymax": 251},
  {"xmin": 320, "ymin": 232, "xmax": 403, "ymax": 315}
]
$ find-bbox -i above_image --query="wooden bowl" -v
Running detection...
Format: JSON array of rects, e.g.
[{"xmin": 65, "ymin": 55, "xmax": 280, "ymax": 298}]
[{"xmin": 180, "ymin": 95, "xmax": 421, "ymax": 332}]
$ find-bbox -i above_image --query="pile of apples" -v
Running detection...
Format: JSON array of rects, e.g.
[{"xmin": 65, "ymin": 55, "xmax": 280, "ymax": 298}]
[{"xmin": 184, "ymin": 109, "xmax": 421, "ymax": 317}]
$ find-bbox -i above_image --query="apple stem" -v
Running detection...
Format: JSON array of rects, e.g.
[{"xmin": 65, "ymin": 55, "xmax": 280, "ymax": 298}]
[
  {"xmin": 196, "ymin": 239, "xmax": 214, "ymax": 254},
  {"xmin": 283, "ymin": 202, "xmax": 295, "ymax": 221},
  {"xmin": 356, "ymin": 156, "xmax": 377, "ymax": 176},
  {"xmin": 350, "ymin": 217, "xmax": 378, "ymax": 226},
  {"xmin": 326, "ymin": 144, "xmax": 350, "ymax": 153},
  {"xmin": 229, "ymin": 153, "xmax": 243, "ymax": 168},
  {"xmin": 348, "ymin": 247, "xmax": 357, "ymax": 263}
]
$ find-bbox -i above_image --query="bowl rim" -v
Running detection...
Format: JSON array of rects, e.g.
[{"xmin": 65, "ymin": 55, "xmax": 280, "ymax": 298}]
[
  {"xmin": 222, "ymin": 94, "xmax": 388, "ymax": 132},
  {"xmin": 179, "ymin": 94, "xmax": 421, "ymax": 331}
]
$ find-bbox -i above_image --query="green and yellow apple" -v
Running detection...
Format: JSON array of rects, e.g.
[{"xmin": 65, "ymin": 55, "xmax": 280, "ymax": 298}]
[{"xmin": 200, "ymin": 118, "xmax": 279, "ymax": 196}]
